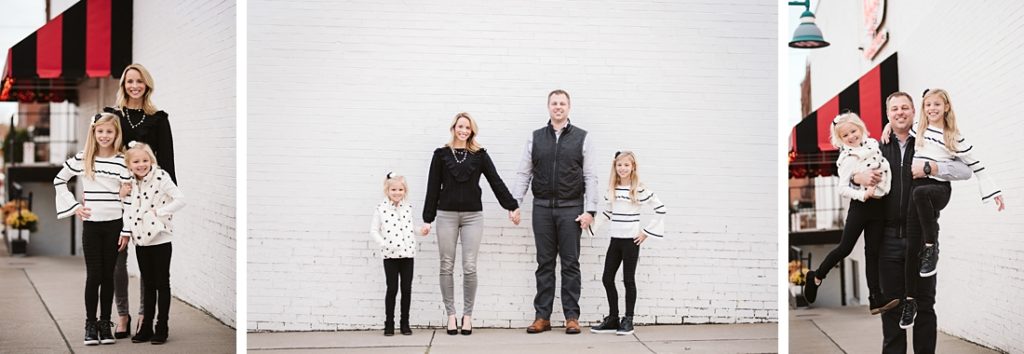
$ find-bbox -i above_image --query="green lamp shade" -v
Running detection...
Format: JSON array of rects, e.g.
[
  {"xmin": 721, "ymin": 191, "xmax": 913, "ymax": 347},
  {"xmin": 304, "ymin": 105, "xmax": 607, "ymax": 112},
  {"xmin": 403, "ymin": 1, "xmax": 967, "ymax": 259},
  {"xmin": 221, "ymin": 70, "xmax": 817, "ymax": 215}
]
[{"xmin": 789, "ymin": 11, "xmax": 830, "ymax": 48}]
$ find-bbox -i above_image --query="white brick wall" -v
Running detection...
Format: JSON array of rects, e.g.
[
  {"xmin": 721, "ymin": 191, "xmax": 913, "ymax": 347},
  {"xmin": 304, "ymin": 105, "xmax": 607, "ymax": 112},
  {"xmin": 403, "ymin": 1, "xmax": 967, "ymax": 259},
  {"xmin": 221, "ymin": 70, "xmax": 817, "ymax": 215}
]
[
  {"xmin": 248, "ymin": 0, "xmax": 777, "ymax": 331},
  {"xmin": 805, "ymin": 2, "xmax": 1024, "ymax": 352},
  {"xmin": 128, "ymin": 0, "xmax": 237, "ymax": 326}
]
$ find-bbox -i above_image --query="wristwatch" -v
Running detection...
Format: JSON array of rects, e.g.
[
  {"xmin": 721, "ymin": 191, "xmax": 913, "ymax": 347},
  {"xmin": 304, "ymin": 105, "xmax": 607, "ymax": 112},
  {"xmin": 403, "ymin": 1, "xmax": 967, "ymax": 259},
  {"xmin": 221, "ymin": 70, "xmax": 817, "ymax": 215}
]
[{"xmin": 923, "ymin": 162, "xmax": 932, "ymax": 176}]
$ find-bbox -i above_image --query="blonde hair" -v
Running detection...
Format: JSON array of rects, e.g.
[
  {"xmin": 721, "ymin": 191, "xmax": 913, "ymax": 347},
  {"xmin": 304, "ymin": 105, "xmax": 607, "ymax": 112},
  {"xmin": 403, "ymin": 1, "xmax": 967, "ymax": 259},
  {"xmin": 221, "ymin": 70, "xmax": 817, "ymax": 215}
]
[
  {"xmin": 83, "ymin": 113, "xmax": 124, "ymax": 179},
  {"xmin": 608, "ymin": 151, "xmax": 641, "ymax": 205},
  {"xmin": 829, "ymin": 112, "xmax": 869, "ymax": 149},
  {"xmin": 383, "ymin": 173, "xmax": 409, "ymax": 202},
  {"xmin": 915, "ymin": 88, "xmax": 961, "ymax": 151},
  {"xmin": 124, "ymin": 141, "xmax": 160, "ymax": 175},
  {"xmin": 115, "ymin": 64, "xmax": 159, "ymax": 115},
  {"xmin": 445, "ymin": 112, "xmax": 483, "ymax": 153}
]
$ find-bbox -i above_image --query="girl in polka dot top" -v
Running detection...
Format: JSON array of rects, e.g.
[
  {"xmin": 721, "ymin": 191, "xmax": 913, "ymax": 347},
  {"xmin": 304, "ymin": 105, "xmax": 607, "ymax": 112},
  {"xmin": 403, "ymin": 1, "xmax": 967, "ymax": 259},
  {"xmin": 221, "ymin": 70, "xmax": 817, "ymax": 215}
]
[{"xmin": 370, "ymin": 173, "xmax": 427, "ymax": 336}]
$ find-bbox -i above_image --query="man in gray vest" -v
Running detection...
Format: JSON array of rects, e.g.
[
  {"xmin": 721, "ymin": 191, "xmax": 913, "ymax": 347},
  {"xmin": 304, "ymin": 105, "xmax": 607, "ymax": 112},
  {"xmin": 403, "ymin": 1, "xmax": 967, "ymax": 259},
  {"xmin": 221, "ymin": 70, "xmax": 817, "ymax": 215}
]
[{"xmin": 511, "ymin": 89, "xmax": 599, "ymax": 335}]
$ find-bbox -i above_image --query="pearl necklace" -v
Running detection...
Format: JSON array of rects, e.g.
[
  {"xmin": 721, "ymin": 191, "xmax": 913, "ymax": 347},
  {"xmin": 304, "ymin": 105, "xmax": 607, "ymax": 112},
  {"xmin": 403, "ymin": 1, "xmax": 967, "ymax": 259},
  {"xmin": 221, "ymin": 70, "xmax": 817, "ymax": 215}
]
[
  {"xmin": 451, "ymin": 148, "xmax": 468, "ymax": 164},
  {"xmin": 123, "ymin": 107, "xmax": 147, "ymax": 129}
]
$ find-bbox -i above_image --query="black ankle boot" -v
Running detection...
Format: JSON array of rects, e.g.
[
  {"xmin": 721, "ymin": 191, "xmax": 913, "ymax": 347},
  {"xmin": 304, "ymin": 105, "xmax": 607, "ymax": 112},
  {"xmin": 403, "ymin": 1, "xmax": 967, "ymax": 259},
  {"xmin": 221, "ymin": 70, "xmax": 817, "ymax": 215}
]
[
  {"xmin": 383, "ymin": 320, "xmax": 395, "ymax": 336},
  {"xmin": 400, "ymin": 317, "xmax": 412, "ymax": 335},
  {"xmin": 132, "ymin": 321, "xmax": 154, "ymax": 343},
  {"xmin": 151, "ymin": 321, "xmax": 168, "ymax": 345}
]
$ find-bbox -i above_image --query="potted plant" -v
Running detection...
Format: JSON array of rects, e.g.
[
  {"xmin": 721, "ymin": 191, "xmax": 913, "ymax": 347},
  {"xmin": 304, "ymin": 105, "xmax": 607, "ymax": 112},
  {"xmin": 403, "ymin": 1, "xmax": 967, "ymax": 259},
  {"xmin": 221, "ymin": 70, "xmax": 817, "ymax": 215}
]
[{"xmin": 4, "ymin": 204, "xmax": 38, "ymax": 255}]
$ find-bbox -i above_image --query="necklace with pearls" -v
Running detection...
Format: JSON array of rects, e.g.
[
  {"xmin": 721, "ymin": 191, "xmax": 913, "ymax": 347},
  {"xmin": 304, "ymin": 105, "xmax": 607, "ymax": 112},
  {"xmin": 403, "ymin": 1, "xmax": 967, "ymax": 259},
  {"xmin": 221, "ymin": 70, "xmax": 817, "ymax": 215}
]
[
  {"xmin": 451, "ymin": 148, "xmax": 468, "ymax": 163},
  {"xmin": 123, "ymin": 107, "xmax": 147, "ymax": 129}
]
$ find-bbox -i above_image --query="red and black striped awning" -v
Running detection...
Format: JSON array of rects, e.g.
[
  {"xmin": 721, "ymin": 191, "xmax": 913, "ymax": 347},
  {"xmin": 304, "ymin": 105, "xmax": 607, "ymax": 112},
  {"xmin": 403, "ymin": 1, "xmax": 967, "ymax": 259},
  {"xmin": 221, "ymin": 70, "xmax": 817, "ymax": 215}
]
[
  {"xmin": 1, "ymin": 0, "xmax": 132, "ymax": 103},
  {"xmin": 789, "ymin": 53, "xmax": 899, "ymax": 178}
]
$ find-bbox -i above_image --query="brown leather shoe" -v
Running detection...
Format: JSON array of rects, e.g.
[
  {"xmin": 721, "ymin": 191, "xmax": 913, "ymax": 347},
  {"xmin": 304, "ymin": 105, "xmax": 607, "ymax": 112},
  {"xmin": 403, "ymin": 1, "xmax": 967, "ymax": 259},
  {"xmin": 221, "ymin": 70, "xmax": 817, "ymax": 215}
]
[
  {"xmin": 565, "ymin": 319, "xmax": 581, "ymax": 334},
  {"xmin": 526, "ymin": 318, "xmax": 551, "ymax": 333}
]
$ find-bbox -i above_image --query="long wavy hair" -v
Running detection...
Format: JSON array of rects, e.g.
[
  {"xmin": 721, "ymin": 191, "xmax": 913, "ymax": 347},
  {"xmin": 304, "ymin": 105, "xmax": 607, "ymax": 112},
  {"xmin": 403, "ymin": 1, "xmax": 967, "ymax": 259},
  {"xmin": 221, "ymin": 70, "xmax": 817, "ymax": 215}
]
[
  {"xmin": 608, "ymin": 151, "xmax": 641, "ymax": 205},
  {"xmin": 915, "ymin": 88, "xmax": 961, "ymax": 151},
  {"xmin": 83, "ymin": 113, "xmax": 124, "ymax": 179}
]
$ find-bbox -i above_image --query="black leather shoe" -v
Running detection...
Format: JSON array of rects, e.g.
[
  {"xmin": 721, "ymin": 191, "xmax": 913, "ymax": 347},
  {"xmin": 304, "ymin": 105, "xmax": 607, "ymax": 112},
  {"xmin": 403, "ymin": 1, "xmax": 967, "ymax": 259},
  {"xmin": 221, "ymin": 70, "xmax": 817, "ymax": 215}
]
[
  {"xmin": 919, "ymin": 245, "xmax": 939, "ymax": 277},
  {"xmin": 115, "ymin": 315, "xmax": 131, "ymax": 339},
  {"xmin": 590, "ymin": 315, "xmax": 619, "ymax": 334},
  {"xmin": 616, "ymin": 316, "xmax": 635, "ymax": 335},
  {"xmin": 460, "ymin": 316, "xmax": 472, "ymax": 335},
  {"xmin": 803, "ymin": 270, "xmax": 820, "ymax": 303},
  {"xmin": 899, "ymin": 298, "xmax": 917, "ymax": 329},
  {"xmin": 446, "ymin": 317, "xmax": 458, "ymax": 335}
]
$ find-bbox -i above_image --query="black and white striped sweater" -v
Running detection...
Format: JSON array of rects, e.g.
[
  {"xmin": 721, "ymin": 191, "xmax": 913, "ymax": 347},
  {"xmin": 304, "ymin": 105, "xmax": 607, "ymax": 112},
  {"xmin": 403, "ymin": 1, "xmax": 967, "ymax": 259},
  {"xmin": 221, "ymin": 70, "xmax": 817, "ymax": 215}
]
[
  {"xmin": 591, "ymin": 185, "xmax": 667, "ymax": 239},
  {"xmin": 911, "ymin": 123, "xmax": 1002, "ymax": 203},
  {"xmin": 54, "ymin": 152, "xmax": 131, "ymax": 221}
]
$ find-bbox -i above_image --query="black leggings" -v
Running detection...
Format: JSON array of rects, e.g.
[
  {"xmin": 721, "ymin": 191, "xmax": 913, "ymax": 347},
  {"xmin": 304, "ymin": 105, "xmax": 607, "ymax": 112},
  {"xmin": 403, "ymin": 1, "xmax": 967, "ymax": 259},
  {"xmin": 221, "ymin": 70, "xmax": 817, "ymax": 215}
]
[
  {"xmin": 383, "ymin": 258, "xmax": 414, "ymax": 321},
  {"xmin": 814, "ymin": 199, "xmax": 884, "ymax": 296},
  {"xmin": 137, "ymin": 242, "xmax": 172, "ymax": 324},
  {"xmin": 82, "ymin": 220, "xmax": 122, "ymax": 322},
  {"xmin": 602, "ymin": 238, "xmax": 640, "ymax": 317},
  {"xmin": 905, "ymin": 179, "xmax": 951, "ymax": 298}
]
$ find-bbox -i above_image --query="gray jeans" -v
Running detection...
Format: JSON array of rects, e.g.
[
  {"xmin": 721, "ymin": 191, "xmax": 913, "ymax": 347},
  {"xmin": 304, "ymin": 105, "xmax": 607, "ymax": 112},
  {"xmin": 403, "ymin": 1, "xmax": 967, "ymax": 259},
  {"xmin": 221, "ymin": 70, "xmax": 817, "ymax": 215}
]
[
  {"xmin": 435, "ymin": 210, "xmax": 484, "ymax": 316},
  {"xmin": 114, "ymin": 249, "xmax": 145, "ymax": 316}
]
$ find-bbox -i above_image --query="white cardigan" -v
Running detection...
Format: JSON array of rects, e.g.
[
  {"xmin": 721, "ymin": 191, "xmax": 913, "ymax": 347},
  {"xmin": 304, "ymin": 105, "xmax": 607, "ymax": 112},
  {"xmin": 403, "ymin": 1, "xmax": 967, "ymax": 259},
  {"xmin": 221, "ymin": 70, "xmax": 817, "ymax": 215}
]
[
  {"xmin": 836, "ymin": 138, "xmax": 891, "ymax": 202},
  {"xmin": 591, "ymin": 185, "xmax": 666, "ymax": 239},
  {"xmin": 120, "ymin": 167, "xmax": 185, "ymax": 246},
  {"xmin": 370, "ymin": 199, "xmax": 418, "ymax": 259}
]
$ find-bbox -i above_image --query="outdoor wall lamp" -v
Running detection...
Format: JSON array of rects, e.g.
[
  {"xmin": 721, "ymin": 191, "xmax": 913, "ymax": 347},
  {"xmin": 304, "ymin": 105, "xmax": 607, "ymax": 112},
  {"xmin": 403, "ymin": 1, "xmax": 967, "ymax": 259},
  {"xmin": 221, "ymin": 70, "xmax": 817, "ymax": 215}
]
[{"xmin": 788, "ymin": 1, "xmax": 830, "ymax": 48}]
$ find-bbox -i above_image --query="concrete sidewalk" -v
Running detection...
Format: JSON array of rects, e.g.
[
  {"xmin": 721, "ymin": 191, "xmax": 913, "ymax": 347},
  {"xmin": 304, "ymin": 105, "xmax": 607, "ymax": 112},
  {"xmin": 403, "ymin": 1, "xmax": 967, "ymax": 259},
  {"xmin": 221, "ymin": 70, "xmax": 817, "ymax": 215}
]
[
  {"xmin": 248, "ymin": 323, "xmax": 777, "ymax": 353},
  {"xmin": 0, "ymin": 243, "xmax": 235, "ymax": 353},
  {"xmin": 790, "ymin": 305, "xmax": 999, "ymax": 353}
]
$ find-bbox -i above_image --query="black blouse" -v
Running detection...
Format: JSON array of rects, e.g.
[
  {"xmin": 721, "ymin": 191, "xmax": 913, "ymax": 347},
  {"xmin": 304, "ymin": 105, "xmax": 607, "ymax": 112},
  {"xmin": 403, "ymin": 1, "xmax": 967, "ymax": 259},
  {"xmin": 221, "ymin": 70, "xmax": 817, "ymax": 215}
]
[
  {"xmin": 422, "ymin": 147, "xmax": 518, "ymax": 223},
  {"xmin": 105, "ymin": 106, "xmax": 176, "ymax": 183}
]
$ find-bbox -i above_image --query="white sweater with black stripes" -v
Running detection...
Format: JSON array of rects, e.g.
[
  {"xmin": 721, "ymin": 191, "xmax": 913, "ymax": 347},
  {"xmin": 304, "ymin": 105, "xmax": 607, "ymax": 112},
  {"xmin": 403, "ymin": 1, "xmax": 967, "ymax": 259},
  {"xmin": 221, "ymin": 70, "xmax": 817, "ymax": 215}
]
[
  {"xmin": 911, "ymin": 123, "xmax": 1002, "ymax": 203},
  {"xmin": 591, "ymin": 185, "xmax": 667, "ymax": 239},
  {"xmin": 54, "ymin": 152, "xmax": 131, "ymax": 221}
]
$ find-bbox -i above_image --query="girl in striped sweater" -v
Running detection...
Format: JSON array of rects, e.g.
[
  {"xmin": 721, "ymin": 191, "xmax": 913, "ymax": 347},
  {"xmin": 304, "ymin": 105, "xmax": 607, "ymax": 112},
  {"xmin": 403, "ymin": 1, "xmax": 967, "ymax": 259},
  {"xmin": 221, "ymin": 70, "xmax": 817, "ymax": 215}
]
[
  {"xmin": 899, "ymin": 89, "xmax": 1006, "ymax": 329},
  {"xmin": 54, "ymin": 113, "xmax": 132, "ymax": 345},
  {"xmin": 589, "ymin": 151, "xmax": 666, "ymax": 335}
]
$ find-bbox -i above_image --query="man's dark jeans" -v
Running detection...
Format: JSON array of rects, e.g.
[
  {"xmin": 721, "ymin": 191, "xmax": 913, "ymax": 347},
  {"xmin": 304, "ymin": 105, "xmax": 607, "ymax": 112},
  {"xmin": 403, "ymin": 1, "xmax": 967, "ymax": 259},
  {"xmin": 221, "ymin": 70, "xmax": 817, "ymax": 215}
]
[{"xmin": 880, "ymin": 226, "xmax": 937, "ymax": 354}]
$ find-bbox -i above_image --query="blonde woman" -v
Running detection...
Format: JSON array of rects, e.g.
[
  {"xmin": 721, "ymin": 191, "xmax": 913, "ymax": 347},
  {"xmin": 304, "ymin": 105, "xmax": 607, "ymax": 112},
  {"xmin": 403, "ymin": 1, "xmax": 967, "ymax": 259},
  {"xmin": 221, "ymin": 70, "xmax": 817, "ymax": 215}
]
[
  {"xmin": 104, "ymin": 63, "xmax": 176, "ymax": 338},
  {"xmin": 420, "ymin": 112, "xmax": 519, "ymax": 335}
]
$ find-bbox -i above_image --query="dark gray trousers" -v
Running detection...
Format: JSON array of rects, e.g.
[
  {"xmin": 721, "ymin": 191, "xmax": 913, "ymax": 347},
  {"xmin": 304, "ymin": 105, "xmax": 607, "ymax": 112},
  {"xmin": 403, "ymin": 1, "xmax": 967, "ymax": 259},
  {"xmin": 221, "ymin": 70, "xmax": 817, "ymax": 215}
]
[{"xmin": 531, "ymin": 205, "xmax": 583, "ymax": 320}]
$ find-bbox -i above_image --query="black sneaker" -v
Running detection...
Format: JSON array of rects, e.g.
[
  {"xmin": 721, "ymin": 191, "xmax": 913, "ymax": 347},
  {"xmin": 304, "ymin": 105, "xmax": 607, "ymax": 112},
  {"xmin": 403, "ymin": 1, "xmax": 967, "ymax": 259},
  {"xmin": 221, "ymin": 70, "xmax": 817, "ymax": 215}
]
[
  {"xmin": 869, "ymin": 294, "xmax": 900, "ymax": 315},
  {"xmin": 97, "ymin": 320, "xmax": 116, "ymax": 344},
  {"xmin": 802, "ymin": 270, "xmax": 820, "ymax": 303},
  {"xmin": 616, "ymin": 316, "xmax": 635, "ymax": 335},
  {"xmin": 919, "ymin": 245, "xmax": 939, "ymax": 277},
  {"xmin": 899, "ymin": 298, "xmax": 917, "ymax": 329},
  {"xmin": 589, "ymin": 315, "xmax": 619, "ymax": 334},
  {"xmin": 84, "ymin": 320, "xmax": 100, "ymax": 346}
]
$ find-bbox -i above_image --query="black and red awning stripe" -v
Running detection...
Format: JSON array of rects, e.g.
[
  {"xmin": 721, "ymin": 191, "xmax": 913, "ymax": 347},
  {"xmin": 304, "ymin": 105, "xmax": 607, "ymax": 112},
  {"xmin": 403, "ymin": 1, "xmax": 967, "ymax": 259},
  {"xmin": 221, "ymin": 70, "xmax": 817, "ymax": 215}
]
[
  {"xmin": 1, "ymin": 0, "xmax": 132, "ymax": 103},
  {"xmin": 789, "ymin": 53, "xmax": 899, "ymax": 178}
]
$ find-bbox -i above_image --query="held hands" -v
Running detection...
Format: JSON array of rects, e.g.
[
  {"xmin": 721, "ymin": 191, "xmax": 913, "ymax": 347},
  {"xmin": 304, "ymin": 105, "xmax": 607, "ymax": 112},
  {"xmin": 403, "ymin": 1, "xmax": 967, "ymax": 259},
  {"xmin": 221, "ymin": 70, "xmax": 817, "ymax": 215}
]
[
  {"xmin": 118, "ymin": 236, "xmax": 130, "ymax": 252},
  {"xmin": 864, "ymin": 185, "xmax": 877, "ymax": 200},
  {"xmin": 575, "ymin": 213, "xmax": 593, "ymax": 230},
  {"xmin": 509, "ymin": 208, "xmax": 521, "ymax": 225},
  {"xmin": 633, "ymin": 233, "xmax": 647, "ymax": 245},
  {"xmin": 852, "ymin": 169, "xmax": 882, "ymax": 187},
  {"xmin": 995, "ymin": 195, "xmax": 1006, "ymax": 212},
  {"xmin": 419, "ymin": 224, "xmax": 431, "ymax": 236},
  {"xmin": 119, "ymin": 183, "xmax": 132, "ymax": 199}
]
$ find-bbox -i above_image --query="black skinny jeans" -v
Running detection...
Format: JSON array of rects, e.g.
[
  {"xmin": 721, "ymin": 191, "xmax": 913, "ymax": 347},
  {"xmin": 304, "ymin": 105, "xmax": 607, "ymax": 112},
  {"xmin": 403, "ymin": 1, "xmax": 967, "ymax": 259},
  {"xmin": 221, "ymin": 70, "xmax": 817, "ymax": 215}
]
[
  {"xmin": 602, "ymin": 238, "xmax": 640, "ymax": 317},
  {"xmin": 814, "ymin": 199, "xmax": 884, "ymax": 296},
  {"xmin": 879, "ymin": 227, "xmax": 937, "ymax": 354},
  {"xmin": 82, "ymin": 220, "xmax": 122, "ymax": 322},
  {"xmin": 136, "ymin": 242, "xmax": 172, "ymax": 324},
  {"xmin": 383, "ymin": 258, "xmax": 414, "ymax": 321},
  {"xmin": 905, "ymin": 179, "xmax": 950, "ymax": 298}
]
